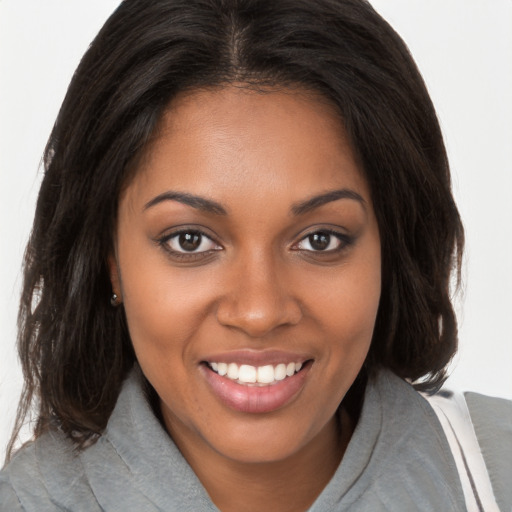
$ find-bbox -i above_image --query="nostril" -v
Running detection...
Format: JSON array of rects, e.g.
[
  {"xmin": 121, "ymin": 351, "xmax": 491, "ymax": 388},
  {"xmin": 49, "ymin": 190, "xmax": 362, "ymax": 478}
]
[{"xmin": 215, "ymin": 294, "xmax": 302, "ymax": 337}]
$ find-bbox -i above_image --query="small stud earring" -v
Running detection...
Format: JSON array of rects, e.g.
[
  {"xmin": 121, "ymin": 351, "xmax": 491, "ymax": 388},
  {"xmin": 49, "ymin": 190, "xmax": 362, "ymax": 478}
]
[{"xmin": 110, "ymin": 293, "xmax": 120, "ymax": 307}]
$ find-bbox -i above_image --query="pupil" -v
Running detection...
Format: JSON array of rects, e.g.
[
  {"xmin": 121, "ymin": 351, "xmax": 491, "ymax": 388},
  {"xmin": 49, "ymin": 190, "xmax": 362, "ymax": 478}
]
[
  {"xmin": 310, "ymin": 232, "xmax": 330, "ymax": 251},
  {"xmin": 179, "ymin": 232, "xmax": 201, "ymax": 251}
]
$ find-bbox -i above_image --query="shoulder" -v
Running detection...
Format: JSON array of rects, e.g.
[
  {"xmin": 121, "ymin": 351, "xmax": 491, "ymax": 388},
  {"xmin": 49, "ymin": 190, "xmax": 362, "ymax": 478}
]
[
  {"xmin": 465, "ymin": 391, "xmax": 512, "ymax": 433},
  {"xmin": 421, "ymin": 387, "xmax": 512, "ymax": 511},
  {"xmin": 465, "ymin": 392, "xmax": 512, "ymax": 511},
  {"xmin": 1, "ymin": 439, "xmax": 53, "ymax": 511},
  {"xmin": 0, "ymin": 429, "xmax": 102, "ymax": 511}
]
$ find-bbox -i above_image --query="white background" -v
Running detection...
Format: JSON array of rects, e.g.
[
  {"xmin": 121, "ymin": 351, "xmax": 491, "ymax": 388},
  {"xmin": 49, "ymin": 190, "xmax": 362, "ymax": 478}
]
[{"xmin": 1, "ymin": 1, "xmax": 511, "ymax": 462}]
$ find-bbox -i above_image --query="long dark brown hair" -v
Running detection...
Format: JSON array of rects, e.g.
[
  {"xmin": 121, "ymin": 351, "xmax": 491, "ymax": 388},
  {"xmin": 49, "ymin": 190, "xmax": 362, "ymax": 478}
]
[{"xmin": 7, "ymin": 0, "xmax": 463, "ymax": 461}]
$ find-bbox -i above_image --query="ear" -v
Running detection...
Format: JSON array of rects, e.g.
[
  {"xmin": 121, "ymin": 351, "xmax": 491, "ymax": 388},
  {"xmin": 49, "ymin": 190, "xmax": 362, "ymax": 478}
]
[{"xmin": 107, "ymin": 252, "xmax": 122, "ymax": 302}]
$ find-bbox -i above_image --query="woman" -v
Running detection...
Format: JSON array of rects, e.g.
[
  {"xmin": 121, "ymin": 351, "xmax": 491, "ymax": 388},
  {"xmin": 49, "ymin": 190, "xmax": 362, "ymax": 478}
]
[{"xmin": 1, "ymin": 0, "xmax": 510, "ymax": 510}]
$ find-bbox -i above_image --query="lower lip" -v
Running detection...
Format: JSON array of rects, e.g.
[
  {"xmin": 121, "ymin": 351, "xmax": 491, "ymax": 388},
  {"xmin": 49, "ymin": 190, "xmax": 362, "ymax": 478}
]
[{"xmin": 201, "ymin": 364, "xmax": 310, "ymax": 414}]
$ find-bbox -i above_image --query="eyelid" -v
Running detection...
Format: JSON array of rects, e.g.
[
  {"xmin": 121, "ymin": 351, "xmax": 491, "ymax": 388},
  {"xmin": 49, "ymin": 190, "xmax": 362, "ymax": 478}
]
[
  {"xmin": 168, "ymin": 232, "xmax": 219, "ymax": 253},
  {"xmin": 155, "ymin": 225, "xmax": 354, "ymax": 262},
  {"xmin": 291, "ymin": 227, "xmax": 353, "ymax": 253},
  {"xmin": 157, "ymin": 226, "xmax": 223, "ymax": 259}
]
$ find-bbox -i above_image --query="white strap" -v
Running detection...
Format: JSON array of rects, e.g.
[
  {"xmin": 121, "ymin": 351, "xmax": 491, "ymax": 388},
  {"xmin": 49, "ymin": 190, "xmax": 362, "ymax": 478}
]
[{"xmin": 422, "ymin": 390, "xmax": 500, "ymax": 512}]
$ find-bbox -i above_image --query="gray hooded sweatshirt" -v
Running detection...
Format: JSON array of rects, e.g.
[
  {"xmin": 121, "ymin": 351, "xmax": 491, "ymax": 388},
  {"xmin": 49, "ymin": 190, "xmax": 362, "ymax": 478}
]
[{"xmin": 1, "ymin": 368, "xmax": 511, "ymax": 511}]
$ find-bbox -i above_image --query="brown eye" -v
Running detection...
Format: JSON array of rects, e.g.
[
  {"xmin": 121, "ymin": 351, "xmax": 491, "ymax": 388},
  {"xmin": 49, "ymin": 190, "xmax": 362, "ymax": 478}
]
[
  {"xmin": 166, "ymin": 231, "xmax": 219, "ymax": 253},
  {"xmin": 179, "ymin": 232, "xmax": 201, "ymax": 251},
  {"xmin": 309, "ymin": 232, "xmax": 330, "ymax": 251},
  {"xmin": 295, "ymin": 230, "xmax": 348, "ymax": 252}
]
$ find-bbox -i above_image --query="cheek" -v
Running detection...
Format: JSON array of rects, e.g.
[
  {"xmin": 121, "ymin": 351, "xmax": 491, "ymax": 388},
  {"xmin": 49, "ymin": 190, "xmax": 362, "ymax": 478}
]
[
  {"xmin": 121, "ymin": 269, "xmax": 205, "ymax": 412},
  {"xmin": 318, "ymin": 253, "xmax": 381, "ymax": 337},
  {"xmin": 119, "ymin": 247, "xmax": 223, "ymax": 371},
  {"xmin": 122, "ymin": 271, "xmax": 206, "ymax": 351},
  {"xmin": 314, "ymin": 248, "xmax": 381, "ymax": 376},
  {"xmin": 338, "ymin": 272, "xmax": 381, "ymax": 341}
]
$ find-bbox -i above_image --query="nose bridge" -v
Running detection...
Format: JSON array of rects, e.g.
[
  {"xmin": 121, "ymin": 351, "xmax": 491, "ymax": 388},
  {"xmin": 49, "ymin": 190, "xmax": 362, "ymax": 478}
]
[{"xmin": 216, "ymin": 246, "xmax": 302, "ymax": 337}]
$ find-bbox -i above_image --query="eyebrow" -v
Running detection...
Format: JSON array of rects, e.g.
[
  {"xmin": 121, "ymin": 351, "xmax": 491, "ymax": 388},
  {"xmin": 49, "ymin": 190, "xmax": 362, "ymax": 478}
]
[
  {"xmin": 291, "ymin": 189, "xmax": 366, "ymax": 216},
  {"xmin": 143, "ymin": 188, "xmax": 365, "ymax": 216},
  {"xmin": 144, "ymin": 191, "xmax": 227, "ymax": 215}
]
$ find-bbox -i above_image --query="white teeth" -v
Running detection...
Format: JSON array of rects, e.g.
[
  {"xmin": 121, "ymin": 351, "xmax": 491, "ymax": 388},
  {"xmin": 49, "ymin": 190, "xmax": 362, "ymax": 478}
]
[
  {"xmin": 257, "ymin": 365, "xmax": 275, "ymax": 384},
  {"xmin": 217, "ymin": 362, "xmax": 228, "ymax": 376},
  {"xmin": 227, "ymin": 363, "xmax": 239, "ymax": 380},
  {"xmin": 208, "ymin": 361, "xmax": 305, "ymax": 384},
  {"xmin": 238, "ymin": 364, "xmax": 257, "ymax": 383},
  {"xmin": 274, "ymin": 363, "xmax": 287, "ymax": 381}
]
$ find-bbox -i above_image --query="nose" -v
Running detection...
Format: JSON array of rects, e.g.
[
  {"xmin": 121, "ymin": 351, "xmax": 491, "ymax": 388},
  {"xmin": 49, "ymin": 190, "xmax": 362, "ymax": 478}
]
[{"xmin": 215, "ymin": 251, "xmax": 303, "ymax": 338}]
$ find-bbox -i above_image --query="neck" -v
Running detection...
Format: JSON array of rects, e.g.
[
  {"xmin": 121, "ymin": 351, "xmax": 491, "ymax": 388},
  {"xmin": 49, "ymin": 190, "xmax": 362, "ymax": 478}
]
[{"xmin": 173, "ymin": 409, "xmax": 353, "ymax": 512}]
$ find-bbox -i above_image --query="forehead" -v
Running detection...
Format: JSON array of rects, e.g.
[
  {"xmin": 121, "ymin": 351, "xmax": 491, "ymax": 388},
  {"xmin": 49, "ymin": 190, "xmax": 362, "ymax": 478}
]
[{"xmin": 123, "ymin": 86, "xmax": 369, "ymax": 210}]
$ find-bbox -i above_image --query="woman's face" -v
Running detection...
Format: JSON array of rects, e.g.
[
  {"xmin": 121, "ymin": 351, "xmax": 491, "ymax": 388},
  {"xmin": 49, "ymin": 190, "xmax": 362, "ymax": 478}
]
[{"xmin": 110, "ymin": 86, "xmax": 381, "ymax": 465}]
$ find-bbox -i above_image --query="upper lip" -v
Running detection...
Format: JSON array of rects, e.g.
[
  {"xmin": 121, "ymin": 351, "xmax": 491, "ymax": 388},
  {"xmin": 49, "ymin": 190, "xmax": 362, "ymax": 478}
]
[{"xmin": 201, "ymin": 349, "xmax": 312, "ymax": 367}]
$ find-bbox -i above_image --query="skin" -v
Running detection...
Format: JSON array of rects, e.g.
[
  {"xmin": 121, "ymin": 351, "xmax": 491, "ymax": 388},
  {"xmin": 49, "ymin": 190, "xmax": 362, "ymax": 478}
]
[{"xmin": 109, "ymin": 86, "xmax": 381, "ymax": 511}]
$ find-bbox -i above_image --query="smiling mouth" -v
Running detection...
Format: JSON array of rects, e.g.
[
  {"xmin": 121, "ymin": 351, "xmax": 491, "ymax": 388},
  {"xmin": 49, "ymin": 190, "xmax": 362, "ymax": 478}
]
[
  {"xmin": 205, "ymin": 361, "xmax": 305, "ymax": 386},
  {"xmin": 200, "ymin": 354, "xmax": 313, "ymax": 413}
]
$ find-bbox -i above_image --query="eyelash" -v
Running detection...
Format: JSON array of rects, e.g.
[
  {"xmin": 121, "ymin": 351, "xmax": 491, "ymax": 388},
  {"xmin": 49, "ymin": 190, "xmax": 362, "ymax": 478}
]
[
  {"xmin": 157, "ymin": 229, "xmax": 221, "ymax": 261},
  {"xmin": 291, "ymin": 229, "xmax": 354, "ymax": 255},
  {"xmin": 157, "ymin": 227, "xmax": 354, "ymax": 262}
]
